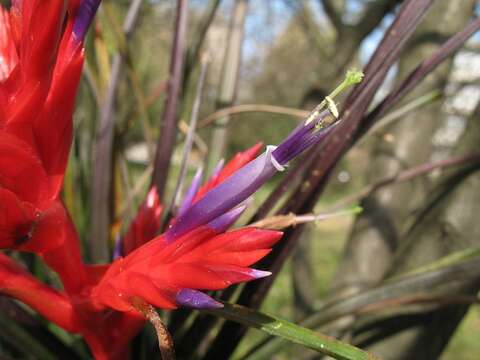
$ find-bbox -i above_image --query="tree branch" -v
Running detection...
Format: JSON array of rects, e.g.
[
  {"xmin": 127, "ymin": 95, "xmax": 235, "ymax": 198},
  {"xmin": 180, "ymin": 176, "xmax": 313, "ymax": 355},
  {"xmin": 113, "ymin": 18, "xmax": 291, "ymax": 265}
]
[
  {"xmin": 333, "ymin": 0, "xmax": 401, "ymax": 74},
  {"xmin": 321, "ymin": 0, "xmax": 343, "ymax": 30},
  {"xmin": 351, "ymin": 0, "xmax": 401, "ymax": 40}
]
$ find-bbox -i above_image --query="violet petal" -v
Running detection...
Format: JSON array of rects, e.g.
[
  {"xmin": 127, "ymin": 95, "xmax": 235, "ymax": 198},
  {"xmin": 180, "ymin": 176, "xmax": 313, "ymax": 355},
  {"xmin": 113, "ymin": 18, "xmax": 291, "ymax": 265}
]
[
  {"xmin": 272, "ymin": 110, "xmax": 332, "ymax": 164},
  {"xmin": 165, "ymin": 152, "xmax": 276, "ymax": 241},
  {"xmin": 249, "ymin": 269, "xmax": 272, "ymax": 279},
  {"xmin": 72, "ymin": 0, "xmax": 101, "ymax": 41},
  {"xmin": 208, "ymin": 205, "xmax": 246, "ymax": 233},
  {"xmin": 176, "ymin": 289, "xmax": 223, "ymax": 309},
  {"xmin": 178, "ymin": 167, "xmax": 203, "ymax": 217},
  {"xmin": 211, "ymin": 159, "xmax": 225, "ymax": 179},
  {"xmin": 165, "ymin": 111, "xmax": 338, "ymax": 242},
  {"xmin": 112, "ymin": 234, "xmax": 123, "ymax": 260}
]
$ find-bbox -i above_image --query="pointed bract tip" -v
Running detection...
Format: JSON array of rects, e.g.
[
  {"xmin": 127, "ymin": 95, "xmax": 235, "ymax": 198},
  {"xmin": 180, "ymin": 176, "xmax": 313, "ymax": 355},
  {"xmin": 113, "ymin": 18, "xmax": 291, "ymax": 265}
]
[
  {"xmin": 212, "ymin": 159, "xmax": 225, "ymax": 178},
  {"xmin": 194, "ymin": 166, "xmax": 204, "ymax": 180},
  {"xmin": 178, "ymin": 167, "xmax": 204, "ymax": 217},
  {"xmin": 175, "ymin": 289, "xmax": 224, "ymax": 310},
  {"xmin": 249, "ymin": 269, "xmax": 272, "ymax": 279},
  {"xmin": 146, "ymin": 186, "xmax": 160, "ymax": 208},
  {"xmin": 245, "ymin": 142, "xmax": 264, "ymax": 157},
  {"xmin": 112, "ymin": 234, "xmax": 123, "ymax": 260},
  {"xmin": 208, "ymin": 204, "xmax": 246, "ymax": 233}
]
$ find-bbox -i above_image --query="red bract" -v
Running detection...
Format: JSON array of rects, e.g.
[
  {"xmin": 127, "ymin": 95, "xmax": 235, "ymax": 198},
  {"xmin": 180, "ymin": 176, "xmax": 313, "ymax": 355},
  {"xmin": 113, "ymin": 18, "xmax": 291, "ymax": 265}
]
[
  {"xmin": 94, "ymin": 227, "xmax": 281, "ymax": 312},
  {"xmin": 0, "ymin": 189, "xmax": 69, "ymax": 253},
  {"xmin": 0, "ymin": 7, "xmax": 18, "ymax": 81},
  {"xmin": 122, "ymin": 187, "xmax": 163, "ymax": 255},
  {"xmin": 0, "ymin": 1, "xmax": 284, "ymax": 352},
  {"xmin": 0, "ymin": 1, "xmax": 329, "ymax": 359},
  {"xmin": 120, "ymin": 143, "xmax": 263, "ymax": 257},
  {"xmin": 0, "ymin": 0, "xmax": 84, "ymax": 254},
  {"xmin": 0, "ymin": 252, "xmax": 77, "ymax": 332}
]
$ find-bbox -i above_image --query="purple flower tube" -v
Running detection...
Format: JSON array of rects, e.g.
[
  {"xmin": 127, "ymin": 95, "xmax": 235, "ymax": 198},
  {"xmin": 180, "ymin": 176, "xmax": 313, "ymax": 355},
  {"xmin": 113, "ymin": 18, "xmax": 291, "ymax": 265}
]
[{"xmin": 165, "ymin": 109, "xmax": 336, "ymax": 241}]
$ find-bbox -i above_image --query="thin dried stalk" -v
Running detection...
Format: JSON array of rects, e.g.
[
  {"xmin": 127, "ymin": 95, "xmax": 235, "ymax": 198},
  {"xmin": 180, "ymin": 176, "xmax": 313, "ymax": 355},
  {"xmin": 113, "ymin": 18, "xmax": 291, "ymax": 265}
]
[
  {"xmin": 359, "ymin": 16, "xmax": 480, "ymax": 136},
  {"xmin": 249, "ymin": 155, "xmax": 480, "ymax": 240},
  {"xmin": 251, "ymin": 208, "xmax": 360, "ymax": 230},
  {"xmin": 118, "ymin": 164, "xmax": 153, "ymax": 217},
  {"xmin": 178, "ymin": 120, "xmax": 208, "ymax": 155},
  {"xmin": 330, "ymin": 152, "xmax": 480, "ymax": 211},
  {"xmin": 168, "ymin": 56, "xmax": 209, "ymax": 218},
  {"xmin": 132, "ymin": 298, "xmax": 175, "ymax": 360},
  {"xmin": 90, "ymin": 0, "xmax": 144, "ymax": 262},
  {"xmin": 152, "ymin": 0, "xmax": 189, "ymax": 201},
  {"xmin": 198, "ymin": 104, "xmax": 309, "ymax": 128}
]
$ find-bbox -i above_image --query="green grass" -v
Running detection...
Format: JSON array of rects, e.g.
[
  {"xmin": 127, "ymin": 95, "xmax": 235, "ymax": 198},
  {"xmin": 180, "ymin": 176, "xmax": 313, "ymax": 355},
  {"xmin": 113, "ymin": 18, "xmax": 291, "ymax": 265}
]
[{"xmin": 442, "ymin": 307, "xmax": 480, "ymax": 360}]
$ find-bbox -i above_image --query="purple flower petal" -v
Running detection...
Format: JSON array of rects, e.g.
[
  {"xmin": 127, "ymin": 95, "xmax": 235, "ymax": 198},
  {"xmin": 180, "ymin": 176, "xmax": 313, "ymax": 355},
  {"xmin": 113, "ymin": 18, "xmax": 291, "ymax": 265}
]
[
  {"xmin": 175, "ymin": 289, "xmax": 223, "ymax": 310},
  {"xmin": 112, "ymin": 234, "xmax": 123, "ymax": 260},
  {"xmin": 72, "ymin": 0, "xmax": 101, "ymax": 41},
  {"xmin": 208, "ymin": 205, "xmax": 246, "ymax": 233},
  {"xmin": 272, "ymin": 109, "xmax": 332, "ymax": 164},
  {"xmin": 178, "ymin": 167, "xmax": 203, "ymax": 217},
  {"xmin": 165, "ymin": 110, "xmax": 338, "ymax": 242},
  {"xmin": 211, "ymin": 159, "xmax": 225, "ymax": 179},
  {"xmin": 165, "ymin": 152, "xmax": 277, "ymax": 241}
]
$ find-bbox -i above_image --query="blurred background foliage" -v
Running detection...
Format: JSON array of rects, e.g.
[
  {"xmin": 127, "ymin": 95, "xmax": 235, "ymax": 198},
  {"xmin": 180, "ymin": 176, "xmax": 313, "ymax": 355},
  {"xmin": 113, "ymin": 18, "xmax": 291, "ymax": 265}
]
[{"xmin": 2, "ymin": 0, "xmax": 480, "ymax": 359}]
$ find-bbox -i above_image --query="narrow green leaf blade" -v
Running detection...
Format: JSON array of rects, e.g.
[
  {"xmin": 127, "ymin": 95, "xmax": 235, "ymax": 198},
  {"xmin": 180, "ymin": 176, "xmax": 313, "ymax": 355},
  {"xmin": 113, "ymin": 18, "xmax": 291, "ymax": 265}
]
[
  {"xmin": 0, "ymin": 314, "xmax": 57, "ymax": 360},
  {"xmin": 209, "ymin": 303, "xmax": 378, "ymax": 360}
]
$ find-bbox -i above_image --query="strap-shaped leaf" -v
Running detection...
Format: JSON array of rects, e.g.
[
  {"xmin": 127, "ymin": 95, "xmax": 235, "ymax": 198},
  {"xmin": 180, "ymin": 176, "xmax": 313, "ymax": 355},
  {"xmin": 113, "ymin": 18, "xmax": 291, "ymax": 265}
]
[{"xmin": 209, "ymin": 303, "xmax": 378, "ymax": 360}]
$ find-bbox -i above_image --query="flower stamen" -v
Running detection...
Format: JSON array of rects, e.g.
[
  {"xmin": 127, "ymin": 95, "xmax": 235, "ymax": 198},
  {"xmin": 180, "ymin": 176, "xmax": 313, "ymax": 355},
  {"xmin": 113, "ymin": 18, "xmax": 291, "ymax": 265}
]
[{"xmin": 305, "ymin": 68, "xmax": 364, "ymax": 125}]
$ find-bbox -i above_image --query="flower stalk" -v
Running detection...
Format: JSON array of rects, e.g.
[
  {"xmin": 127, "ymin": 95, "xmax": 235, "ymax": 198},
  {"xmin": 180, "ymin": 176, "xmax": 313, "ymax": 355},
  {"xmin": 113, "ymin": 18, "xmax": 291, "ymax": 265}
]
[{"xmin": 132, "ymin": 297, "xmax": 176, "ymax": 360}]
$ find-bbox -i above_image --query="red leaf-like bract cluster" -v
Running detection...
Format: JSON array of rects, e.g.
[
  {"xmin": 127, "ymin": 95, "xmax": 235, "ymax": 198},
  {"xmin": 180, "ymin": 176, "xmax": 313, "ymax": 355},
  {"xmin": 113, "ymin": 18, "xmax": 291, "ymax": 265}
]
[
  {"xmin": 94, "ymin": 227, "xmax": 281, "ymax": 312},
  {"xmin": 0, "ymin": 2, "xmax": 284, "ymax": 359}
]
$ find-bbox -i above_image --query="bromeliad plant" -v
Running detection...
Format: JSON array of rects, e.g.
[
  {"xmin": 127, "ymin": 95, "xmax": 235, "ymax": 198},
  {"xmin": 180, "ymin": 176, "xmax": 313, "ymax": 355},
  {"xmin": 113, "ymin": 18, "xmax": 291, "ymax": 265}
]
[
  {"xmin": 0, "ymin": 1, "xmax": 365, "ymax": 359},
  {"xmin": 1, "ymin": 0, "xmax": 478, "ymax": 359}
]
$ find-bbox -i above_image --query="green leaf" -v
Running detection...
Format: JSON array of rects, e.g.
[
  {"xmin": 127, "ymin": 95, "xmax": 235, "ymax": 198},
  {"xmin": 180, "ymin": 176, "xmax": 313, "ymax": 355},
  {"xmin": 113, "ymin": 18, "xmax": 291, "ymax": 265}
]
[
  {"xmin": 241, "ymin": 250, "xmax": 480, "ymax": 359},
  {"xmin": 394, "ymin": 247, "xmax": 480, "ymax": 279},
  {"xmin": 0, "ymin": 314, "xmax": 57, "ymax": 360},
  {"xmin": 208, "ymin": 303, "xmax": 378, "ymax": 360}
]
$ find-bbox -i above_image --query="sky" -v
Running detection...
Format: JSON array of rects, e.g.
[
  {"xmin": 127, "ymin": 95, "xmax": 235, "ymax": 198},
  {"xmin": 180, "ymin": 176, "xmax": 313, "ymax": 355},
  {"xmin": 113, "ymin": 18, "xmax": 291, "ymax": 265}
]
[
  {"xmin": 191, "ymin": 0, "xmax": 479, "ymax": 95},
  {"xmin": 212, "ymin": 0, "xmax": 393, "ymax": 65}
]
